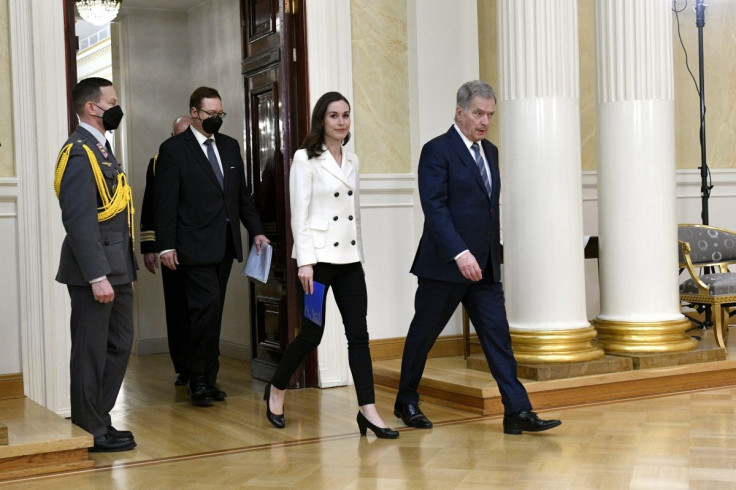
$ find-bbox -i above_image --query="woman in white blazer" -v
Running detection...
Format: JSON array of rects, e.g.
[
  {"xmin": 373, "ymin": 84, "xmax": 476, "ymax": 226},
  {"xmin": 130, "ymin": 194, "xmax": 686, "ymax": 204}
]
[{"xmin": 264, "ymin": 92, "xmax": 398, "ymax": 439}]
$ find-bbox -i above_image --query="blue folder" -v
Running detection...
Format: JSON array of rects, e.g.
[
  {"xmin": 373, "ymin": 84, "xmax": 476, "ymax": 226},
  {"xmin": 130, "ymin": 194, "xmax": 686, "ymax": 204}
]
[{"xmin": 304, "ymin": 281, "xmax": 326, "ymax": 327}]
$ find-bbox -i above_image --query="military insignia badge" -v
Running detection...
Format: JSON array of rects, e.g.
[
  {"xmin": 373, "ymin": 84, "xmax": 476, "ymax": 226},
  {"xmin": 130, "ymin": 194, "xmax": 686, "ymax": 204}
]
[{"xmin": 96, "ymin": 141, "xmax": 109, "ymax": 159}]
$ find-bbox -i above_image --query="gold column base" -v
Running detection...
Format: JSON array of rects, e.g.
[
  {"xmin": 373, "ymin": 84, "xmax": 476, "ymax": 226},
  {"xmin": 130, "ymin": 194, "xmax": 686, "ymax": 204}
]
[
  {"xmin": 591, "ymin": 317, "xmax": 697, "ymax": 354},
  {"xmin": 510, "ymin": 327, "xmax": 604, "ymax": 364}
]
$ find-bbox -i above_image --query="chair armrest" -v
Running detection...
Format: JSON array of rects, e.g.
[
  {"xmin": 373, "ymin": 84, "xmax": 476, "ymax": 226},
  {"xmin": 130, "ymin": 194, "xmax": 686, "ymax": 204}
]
[{"xmin": 679, "ymin": 240, "xmax": 710, "ymax": 295}]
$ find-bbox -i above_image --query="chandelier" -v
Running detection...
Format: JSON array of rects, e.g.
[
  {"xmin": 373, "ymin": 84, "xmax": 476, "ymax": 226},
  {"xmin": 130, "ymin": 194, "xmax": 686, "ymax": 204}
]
[{"xmin": 76, "ymin": 0, "xmax": 122, "ymax": 27}]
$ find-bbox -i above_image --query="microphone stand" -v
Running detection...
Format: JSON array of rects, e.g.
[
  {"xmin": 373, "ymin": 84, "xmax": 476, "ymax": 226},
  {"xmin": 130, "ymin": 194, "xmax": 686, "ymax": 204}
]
[
  {"xmin": 695, "ymin": 0, "xmax": 714, "ymax": 330},
  {"xmin": 696, "ymin": 0, "xmax": 710, "ymax": 226}
]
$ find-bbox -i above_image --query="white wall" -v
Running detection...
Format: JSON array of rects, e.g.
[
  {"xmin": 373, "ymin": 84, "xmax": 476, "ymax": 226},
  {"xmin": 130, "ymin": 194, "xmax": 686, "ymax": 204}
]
[
  {"xmin": 119, "ymin": 8, "xmax": 190, "ymax": 354},
  {"xmin": 404, "ymin": 0, "xmax": 481, "ymax": 338}
]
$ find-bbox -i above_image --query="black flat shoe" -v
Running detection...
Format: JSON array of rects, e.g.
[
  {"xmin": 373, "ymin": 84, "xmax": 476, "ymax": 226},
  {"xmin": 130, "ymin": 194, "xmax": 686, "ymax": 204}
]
[
  {"xmin": 503, "ymin": 410, "xmax": 561, "ymax": 434},
  {"xmin": 264, "ymin": 383, "xmax": 285, "ymax": 429},
  {"xmin": 357, "ymin": 411, "xmax": 399, "ymax": 439}
]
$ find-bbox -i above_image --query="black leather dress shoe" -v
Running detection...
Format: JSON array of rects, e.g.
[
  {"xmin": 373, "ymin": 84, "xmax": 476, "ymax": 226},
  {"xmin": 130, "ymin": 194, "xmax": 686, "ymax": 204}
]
[
  {"xmin": 89, "ymin": 434, "xmax": 137, "ymax": 453},
  {"xmin": 209, "ymin": 386, "xmax": 227, "ymax": 401},
  {"xmin": 394, "ymin": 402, "xmax": 433, "ymax": 429},
  {"xmin": 503, "ymin": 411, "xmax": 561, "ymax": 434},
  {"xmin": 107, "ymin": 425, "xmax": 134, "ymax": 442},
  {"xmin": 175, "ymin": 373, "xmax": 189, "ymax": 386},
  {"xmin": 188, "ymin": 375, "xmax": 215, "ymax": 405}
]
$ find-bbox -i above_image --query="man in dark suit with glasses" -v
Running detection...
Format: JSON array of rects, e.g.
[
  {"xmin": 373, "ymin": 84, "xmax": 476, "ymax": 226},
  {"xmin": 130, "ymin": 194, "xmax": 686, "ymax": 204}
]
[{"xmin": 154, "ymin": 86, "xmax": 269, "ymax": 406}]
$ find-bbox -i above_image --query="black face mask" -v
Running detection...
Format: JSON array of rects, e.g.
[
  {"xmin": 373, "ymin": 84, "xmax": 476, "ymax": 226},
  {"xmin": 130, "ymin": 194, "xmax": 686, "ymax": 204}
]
[
  {"xmin": 201, "ymin": 115, "xmax": 223, "ymax": 135},
  {"xmin": 96, "ymin": 104, "xmax": 124, "ymax": 131}
]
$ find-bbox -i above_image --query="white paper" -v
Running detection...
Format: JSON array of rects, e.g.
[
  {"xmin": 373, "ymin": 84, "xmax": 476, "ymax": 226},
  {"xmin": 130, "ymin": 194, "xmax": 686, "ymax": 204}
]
[{"xmin": 242, "ymin": 242, "xmax": 272, "ymax": 283}]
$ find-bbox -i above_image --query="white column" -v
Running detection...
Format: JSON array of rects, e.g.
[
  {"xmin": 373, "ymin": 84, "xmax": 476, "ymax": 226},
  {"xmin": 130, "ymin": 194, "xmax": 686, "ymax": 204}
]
[
  {"xmin": 592, "ymin": 0, "xmax": 695, "ymax": 352},
  {"xmin": 498, "ymin": 0, "xmax": 602, "ymax": 362},
  {"xmin": 9, "ymin": 0, "xmax": 73, "ymax": 414}
]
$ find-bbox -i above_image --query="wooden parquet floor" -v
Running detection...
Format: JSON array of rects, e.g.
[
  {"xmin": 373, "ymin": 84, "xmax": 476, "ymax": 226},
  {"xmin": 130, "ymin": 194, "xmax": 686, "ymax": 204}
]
[{"xmin": 4, "ymin": 329, "xmax": 736, "ymax": 488}]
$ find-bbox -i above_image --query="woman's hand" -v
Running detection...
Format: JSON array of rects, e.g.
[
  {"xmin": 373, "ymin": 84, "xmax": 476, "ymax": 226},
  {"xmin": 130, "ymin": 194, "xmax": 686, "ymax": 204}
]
[{"xmin": 298, "ymin": 265, "xmax": 314, "ymax": 294}]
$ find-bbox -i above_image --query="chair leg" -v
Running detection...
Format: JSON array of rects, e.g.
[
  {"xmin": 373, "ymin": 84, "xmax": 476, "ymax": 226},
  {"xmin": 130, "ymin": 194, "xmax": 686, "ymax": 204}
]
[
  {"xmin": 713, "ymin": 304, "xmax": 726, "ymax": 350},
  {"xmin": 722, "ymin": 305, "xmax": 730, "ymax": 349}
]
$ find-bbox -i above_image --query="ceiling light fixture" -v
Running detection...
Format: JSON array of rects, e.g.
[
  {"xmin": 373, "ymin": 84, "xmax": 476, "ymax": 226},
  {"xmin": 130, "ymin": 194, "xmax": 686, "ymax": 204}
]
[{"xmin": 76, "ymin": 0, "xmax": 122, "ymax": 27}]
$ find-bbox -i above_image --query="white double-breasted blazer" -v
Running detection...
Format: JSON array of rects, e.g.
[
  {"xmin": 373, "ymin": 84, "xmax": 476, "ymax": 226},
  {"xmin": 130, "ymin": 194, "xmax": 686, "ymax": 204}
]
[{"xmin": 290, "ymin": 147, "xmax": 364, "ymax": 267}]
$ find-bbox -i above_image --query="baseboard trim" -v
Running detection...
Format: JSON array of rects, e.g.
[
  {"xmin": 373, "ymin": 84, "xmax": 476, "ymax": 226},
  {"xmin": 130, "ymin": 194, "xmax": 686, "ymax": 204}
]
[
  {"xmin": 0, "ymin": 374, "xmax": 23, "ymax": 401},
  {"xmin": 370, "ymin": 334, "xmax": 481, "ymax": 361},
  {"xmin": 135, "ymin": 338, "xmax": 169, "ymax": 356},
  {"xmin": 219, "ymin": 341, "xmax": 251, "ymax": 362}
]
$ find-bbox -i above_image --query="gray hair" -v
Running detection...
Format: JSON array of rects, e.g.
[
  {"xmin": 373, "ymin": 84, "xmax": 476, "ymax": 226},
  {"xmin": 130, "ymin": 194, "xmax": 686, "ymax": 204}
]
[{"xmin": 456, "ymin": 80, "xmax": 496, "ymax": 111}]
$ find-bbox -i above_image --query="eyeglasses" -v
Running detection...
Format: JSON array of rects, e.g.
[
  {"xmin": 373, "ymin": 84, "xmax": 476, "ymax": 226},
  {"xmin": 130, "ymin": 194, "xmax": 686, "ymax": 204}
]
[{"xmin": 198, "ymin": 108, "xmax": 227, "ymax": 119}]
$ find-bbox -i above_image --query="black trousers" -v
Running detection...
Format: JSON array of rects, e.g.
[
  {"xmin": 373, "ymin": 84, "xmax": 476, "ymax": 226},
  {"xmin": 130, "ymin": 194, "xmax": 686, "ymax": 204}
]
[
  {"xmin": 271, "ymin": 262, "xmax": 376, "ymax": 406},
  {"xmin": 68, "ymin": 283, "xmax": 133, "ymax": 437},
  {"xmin": 396, "ymin": 263, "xmax": 532, "ymax": 415},
  {"xmin": 178, "ymin": 230, "xmax": 235, "ymax": 386},
  {"xmin": 161, "ymin": 265, "xmax": 190, "ymax": 375}
]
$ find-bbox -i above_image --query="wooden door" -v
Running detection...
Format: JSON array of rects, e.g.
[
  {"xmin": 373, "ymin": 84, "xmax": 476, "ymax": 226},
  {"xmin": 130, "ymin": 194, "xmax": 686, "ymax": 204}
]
[{"xmin": 241, "ymin": 0, "xmax": 313, "ymax": 387}]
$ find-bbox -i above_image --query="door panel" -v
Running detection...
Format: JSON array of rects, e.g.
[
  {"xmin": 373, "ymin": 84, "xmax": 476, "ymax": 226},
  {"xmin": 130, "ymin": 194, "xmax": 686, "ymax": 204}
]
[{"xmin": 241, "ymin": 0, "xmax": 313, "ymax": 386}]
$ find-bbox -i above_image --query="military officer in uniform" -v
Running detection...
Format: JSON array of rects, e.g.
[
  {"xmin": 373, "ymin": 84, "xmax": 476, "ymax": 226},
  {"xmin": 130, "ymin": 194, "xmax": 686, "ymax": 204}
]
[{"xmin": 55, "ymin": 77, "xmax": 137, "ymax": 452}]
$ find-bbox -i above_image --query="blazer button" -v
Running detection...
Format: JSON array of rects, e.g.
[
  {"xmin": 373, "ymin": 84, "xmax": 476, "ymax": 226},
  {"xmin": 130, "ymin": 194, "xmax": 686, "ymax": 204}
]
[
  {"xmin": 334, "ymin": 192, "xmax": 340, "ymax": 197},
  {"xmin": 351, "ymin": 240, "xmax": 356, "ymax": 245},
  {"xmin": 334, "ymin": 242, "xmax": 339, "ymax": 247},
  {"xmin": 333, "ymin": 216, "xmax": 338, "ymax": 221},
  {"xmin": 348, "ymin": 215, "xmax": 353, "ymax": 220},
  {"xmin": 104, "ymin": 240, "xmax": 109, "ymax": 246},
  {"xmin": 348, "ymin": 190, "xmax": 353, "ymax": 196}
]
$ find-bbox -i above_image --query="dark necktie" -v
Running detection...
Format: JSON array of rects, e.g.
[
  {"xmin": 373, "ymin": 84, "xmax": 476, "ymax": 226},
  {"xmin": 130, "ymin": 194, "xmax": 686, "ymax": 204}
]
[
  {"xmin": 105, "ymin": 140, "xmax": 118, "ymax": 166},
  {"xmin": 471, "ymin": 142, "xmax": 492, "ymax": 197},
  {"xmin": 204, "ymin": 139, "xmax": 224, "ymax": 188}
]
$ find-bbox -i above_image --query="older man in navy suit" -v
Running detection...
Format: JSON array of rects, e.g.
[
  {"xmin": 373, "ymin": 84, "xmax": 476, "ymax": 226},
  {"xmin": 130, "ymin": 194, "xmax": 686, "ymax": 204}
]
[{"xmin": 394, "ymin": 80, "xmax": 561, "ymax": 434}]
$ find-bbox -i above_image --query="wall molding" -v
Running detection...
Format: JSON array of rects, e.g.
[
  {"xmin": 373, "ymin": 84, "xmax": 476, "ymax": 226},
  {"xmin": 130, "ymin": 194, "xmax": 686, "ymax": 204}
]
[
  {"xmin": 0, "ymin": 178, "xmax": 18, "ymax": 218},
  {"xmin": 580, "ymin": 168, "xmax": 736, "ymax": 201}
]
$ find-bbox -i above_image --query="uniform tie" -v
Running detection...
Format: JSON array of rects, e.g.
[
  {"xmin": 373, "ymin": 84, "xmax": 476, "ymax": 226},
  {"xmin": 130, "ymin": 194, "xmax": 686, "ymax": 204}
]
[
  {"xmin": 471, "ymin": 142, "xmax": 492, "ymax": 197},
  {"xmin": 204, "ymin": 139, "xmax": 224, "ymax": 188}
]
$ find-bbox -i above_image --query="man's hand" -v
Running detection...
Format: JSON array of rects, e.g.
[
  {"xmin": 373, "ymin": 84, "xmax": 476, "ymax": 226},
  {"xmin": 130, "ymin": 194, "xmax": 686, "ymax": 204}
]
[
  {"xmin": 144, "ymin": 252, "xmax": 159, "ymax": 274},
  {"xmin": 456, "ymin": 252, "xmax": 483, "ymax": 282},
  {"xmin": 298, "ymin": 265, "xmax": 314, "ymax": 295},
  {"xmin": 92, "ymin": 278, "xmax": 115, "ymax": 303},
  {"xmin": 253, "ymin": 234, "xmax": 271, "ymax": 254},
  {"xmin": 160, "ymin": 250, "xmax": 179, "ymax": 270}
]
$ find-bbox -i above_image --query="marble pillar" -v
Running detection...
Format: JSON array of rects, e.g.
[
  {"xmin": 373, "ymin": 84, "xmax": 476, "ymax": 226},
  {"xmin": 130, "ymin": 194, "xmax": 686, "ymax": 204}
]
[
  {"xmin": 591, "ymin": 0, "xmax": 695, "ymax": 353},
  {"xmin": 498, "ymin": 0, "xmax": 603, "ymax": 363}
]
